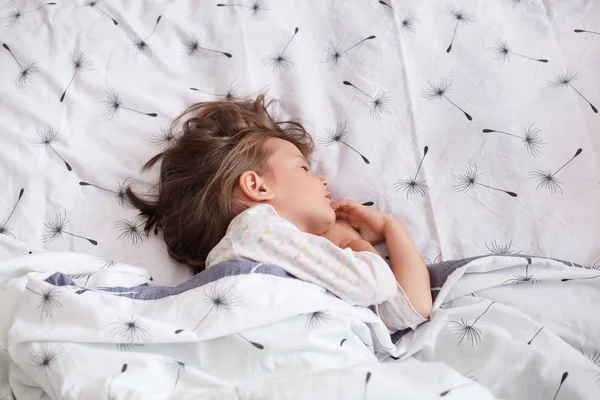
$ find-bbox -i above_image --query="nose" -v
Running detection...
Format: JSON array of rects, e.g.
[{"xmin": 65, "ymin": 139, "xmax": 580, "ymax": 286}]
[{"xmin": 320, "ymin": 176, "xmax": 329, "ymax": 187}]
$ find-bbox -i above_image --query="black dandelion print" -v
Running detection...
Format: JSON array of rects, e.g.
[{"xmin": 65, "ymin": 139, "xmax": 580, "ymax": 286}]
[
  {"xmin": 561, "ymin": 273, "xmax": 600, "ymax": 283},
  {"xmin": 448, "ymin": 301, "xmax": 495, "ymax": 346},
  {"xmin": 483, "ymin": 124, "xmax": 545, "ymax": 156},
  {"xmin": 182, "ymin": 33, "xmax": 233, "ymax": 58},
  {"xmin": 60, "ymin": 51, "xmax": 92, "ymax": 102},
  {"xmin": 151, "ymin": 128, "xmax": 176, "ymax": 147},
  {"xmin": 0, "ymin": 188, "xmax": 24, "ymax": 239},
  {"xmin": 505, "ymin": 0, "xmax": 531, "ymax": 9},
  {"xmin": 493, "ymin": 39, "xmax": 548, "ymax": 63},
  {"xmin": 264, "ymin": 27, "xmax": 299, "ymax": 71},
  {"xmin": 394, "ymin": 146, "xmax": 429, "ymax": 198},
  {"xmin": 79, "ymin": 179, "xmax": 131, "ymax": 208},
  {"xmin": 2, "ymin": 2, "xmax": 56, "ymax": 28},
  {"xmin": 454, "ymin": 165, "xmax": 517, "ymax": 197},
  {"xmin": 25, "ymin": 286, "xmax": 62, "ymax": 320},
  {"xmin": 87, "ymin": 0, "xmax": 119, "ymax": 26},
  {"xmin": 104, "ymin": 89, "xmax": 158, "ymax": 118},
  {"xmin": 305, "ymin": 311, "xmax": 331, "ymax": 330},
  {"xmin": 574, "ymin": 29, "xmax": 600, "ymax": 36},
  {"xmin": 446, "ymin": 5, "xmax": 474, "ymax": 53},
  {"xmin": 29, "ymin": 127, "xmax": 72, "ymax": 171},
  {"xmin": 237, "ymin": 333, "xmax": 264, "ymax": 350},
  {"xmin": 131, "ymin": 15, "xmax": 162, "ymax": 57},
  {"xmin": 552, "ymin": 372, "xmax": 569, "ymax": 400},
  {"xmin": 175, "ymin": 284, "xmax": 241, "ymax": 334},
  {"xmin": 584, "ymin": 351, "xmax": 600, "ymax": 386},
  {"xmin": 216, "ymin": 1, "xmax": 268, "ymax": 20},
  {"xmin": 527, "ymin": 325, "xmax": 544, "ymax": 345},
  {"xmin": 115, "ymin": 219, "xmax": 145, "ymax": 245},
  {"xmin": 548, "ymin": 71, "xmax": 598, "ymax": 113},
  {"xmin": 530, "ymin": 148, "xmax": 582, "ymax": 195},
  {"xmin": 440, "ymin": 381, "xmax": 477, "ymax": 397},
  {"xmin": 423, "ymin": 79, "xmax": 472, "ymax": 121},
  {"xmin": 340, "ymin": 338, "xmax": 347, "ymax": 346},
  {"xmin": 503, "ymin": 257, "xmax": 539, "ymax": 285},
  {"xmin": 319, "ymin": 123, "xmax": 370, "ymax": 164},
  {"xmin": 378, "ymin": 1, "xmax": 418, "ymax": 34},
  {"xmin": 324, "ymin": 35, "xmax": 376, "ymax": 70},
  {"xmin": 2, "ymin": 43, "xmax": 39, "ymax": 88},
  {"xmin": 166, "ymin": 360, "xmax": 185, "ymax": 388},
  {"xmin": 485, "ymin": 240, "xmax": 521, "ymax": 255},
  {"xmin": 343, "ymin": 81, "xmax": 391, "ymax": 119},
  {"xmin": 363, "ymin": 372, "xmax": 372, "ymax": 400},
  {"xmin": 108, "ymin": 316, "xmax": 152, "ymax": 345},
  {"xmin": 362, "ymin": 201, "xmax": 374, "ymax": 206},
  {"xmin": 43, "ymin": 210, "xmax": 99, "ymax": 245},
  {"xmin": 108, "ymin": 363, "xmax": 128, "ymax": 400},
  {"xmin": 190, "ymin": 81, "xmax": 241, "ymax": 100},
  {"xmin": 31, "ymin": 344, "xmax": 61, "ymax": 400}
]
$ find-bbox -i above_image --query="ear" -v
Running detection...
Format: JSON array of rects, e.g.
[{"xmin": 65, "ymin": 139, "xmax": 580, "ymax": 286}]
[{"xmin": 238, "ymin": 170, "xmax": 275, "ymax": 202}]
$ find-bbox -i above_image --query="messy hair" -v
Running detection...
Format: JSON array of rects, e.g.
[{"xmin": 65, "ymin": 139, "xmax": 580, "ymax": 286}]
[{"xmin": 127, "ymin": 95, "xmax": 314, "ymax": 273}]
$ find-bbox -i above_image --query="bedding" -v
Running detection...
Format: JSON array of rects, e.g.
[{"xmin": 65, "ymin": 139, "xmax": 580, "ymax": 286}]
[
  {"xmin": 1, "ymin": 0, "xmax": 599, "ymax": 286},
  {"xmin": 1, "ymin": 252, "xmax": 599, "ymax": 399}
]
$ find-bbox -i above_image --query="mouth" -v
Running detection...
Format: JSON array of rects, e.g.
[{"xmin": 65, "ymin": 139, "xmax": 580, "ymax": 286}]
[{"xmin": 325, "ymin": 193, "xmax": 332, "ymax": 200}]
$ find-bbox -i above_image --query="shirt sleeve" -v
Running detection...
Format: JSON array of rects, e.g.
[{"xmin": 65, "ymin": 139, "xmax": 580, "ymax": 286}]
[{"xmin": 377, "ymin": 283, "xmax": 428, "ymax": 332}]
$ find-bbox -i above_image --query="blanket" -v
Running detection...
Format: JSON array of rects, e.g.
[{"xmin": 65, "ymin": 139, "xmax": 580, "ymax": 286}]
[{"xmin": 0, "ymin": 252, "xmax": 599, "ymax": 399}]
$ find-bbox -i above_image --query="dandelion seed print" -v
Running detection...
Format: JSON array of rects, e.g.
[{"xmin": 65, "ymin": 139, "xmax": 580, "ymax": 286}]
[
  {"xmin": 482, "ymin": 124, "xmax": 545, "ymax": 156},
  {"xmin": 378, "ymin": 1, "xmax": 418, "ymax": 34},
  {"xmin": 493, "ymin": 39, "xmax": 548, "ymax": 64},
  {"xmin": 585, "ymin": 260, "xmax": 600, "ymax": 271},
  {"xmin": 552, "ymin": 372, "xmax": 569, "ymax": 400},
  {"xmin": 342, "ymin": 81, "xmax": 391, "ymax": 119},
  {"xmin": 2, "ymin": 2, "xmax": 56, "ymax": 28},
  {"xmin": 108, "ymin": 316, "xmax": 152, "ymax": 346},
  {"xmin": 394, "ymin": 146, "xmax": 429, "ymax": 198},
  {"xmin": 448, "ymin": 301, "xmax": 495, "ymax": 346},
  {"xmin": 104, "ymin": 89, "xmax": 158, "ymax": 118},
  {"xmin": 182, "ymin": 33, "xmax": 233, "ymax": 58},
  {"xmin": 561, "ymin": 274, "xmax": 600, "ymax": 283},
  {"xmin": 454, "ymin": 165, "xmax": 517, "ymax": 197},
  {"xmin": 503, "ymin": 257, "xmax": 539, "ymax": 285},
  {"xmin": 527, "ymin": 325, "xmax": 544, "ymax": 345},
  {"xmin": 423, "ymin": 79, "xmax": 472, "ymax": 121},
  {"xmin": 29, "ymin": 127, "xmax": 72, "ymax": 171},
  {"xmin": 237, "ymin": 333, "xmax": 264, "ymax": 350},
  {"xmin": 445, "ymin": 5, "xmax": 474, "ymax": 53},
  {"xmin": 363, "ymin": 372, "xmax": 372, "ymax": 400},
  {"xmin": 79, "ymin": 179, "xmax": 131, "ymax": 208},
  {"xmin": 131, "ymin": 15, "xmax": 162, "ymax": 57},
  {"xmin": 340, "ymin": 338, "xmax": 347, "ymax": 346},
  {"xmin": 0, "ymin": 188, "xmax": 24, "ymax": 239},
  {"xmin": 362, "ymin": 201, "xmax": 374, "ymax": 206},
  {"xmin": 108, "ymin": 363, "xmax": 128, "ymax": 399},
  {"xmin": 505, "ymin": 0, "xmax": 531, "ymax": 9},
  {"xmin": 485, "ymin": 240, "xmax": 521, "ymax": 255},
  {"xmin": 216, "ymin": 1, "xmax": 268, "ymax": 20},
  {"xmin": 263, "ymin": 27, "xmax": 299, "ymax": 71},
  {"xmin": 440, "ymin": 381, "xmax": 477, "ymax": 397},
  {"xmin": 582, "ymin": 351, "xmax": 600, "ymax": 386},
  {"xmin": 190, "ymin": 81, "xmax": 241, "ymax": 100},
  {"xmin": 60, "ymin": 51, "xmax": 93, "ymax": 102},
  {"xmin": 175, "ymin": 284, "xmax": 241, "ymax": 334},
  {"xmin": 574, "ymin": 29, "xmax": 600, "ymax": 36},
  {"xmin": 548, "ymin": 71, "xmax": 598, "ymax": 113},
  {"xmin": 25, "ymin": 286, "xmax": 62, "ymax": 319},
  {"xmin": 2, "ymin": 43, "xmax": 39, "ymax": 87},
  {"xmin": 31, "ymin": 344, "xmax": 61, "ymax": 400},
  {"xmin": 43, "ymin": 210, "xmax": 98, "ymax": 245},
  {"xmin": 115, "ymin": 219, "xmax": 144, "ymax": 245},
  {"xmin": 166, "ymin": 359, "xmax": 185, "ymax": 388},
  {"xmin": 324, "ymin": 35, "xmax": 376, "ymax": 71},
  {"xmin": 306, "ymin": 311, "xmax": 331, "ymax": 330},
  {"xmin": 530, "ymin": 148, "xmax": 583, "ymax": 194},
  {"xmin": 151, "ymin": 128, "xmax": 176, "ymax": 147},
  {"xmin": 86, "ymin": 0, "xmax": 119, "ymax": 25},
  {"xmin": 319, "ymin": 123, "xmax": 370, "ymax": 164}
]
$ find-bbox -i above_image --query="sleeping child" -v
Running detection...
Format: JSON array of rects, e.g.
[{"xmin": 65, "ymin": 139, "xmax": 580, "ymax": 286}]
[{"xmin": 127, "ymin": 95, "xmax": 432, "ymax": 333}]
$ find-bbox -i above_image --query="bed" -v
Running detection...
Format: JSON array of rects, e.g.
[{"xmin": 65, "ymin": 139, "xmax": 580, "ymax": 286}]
[{"xmin": 1, "ymin": 0, "xmax": 599, "ymax": 399}]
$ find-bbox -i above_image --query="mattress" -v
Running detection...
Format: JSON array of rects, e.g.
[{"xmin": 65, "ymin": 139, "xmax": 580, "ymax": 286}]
[{"xmin": 0, "ymin": 0, "xmax": 599, "ymax": 285}]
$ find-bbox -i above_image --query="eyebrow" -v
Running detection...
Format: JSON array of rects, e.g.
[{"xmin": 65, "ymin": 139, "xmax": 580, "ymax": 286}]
[{"xmin": 295, "ymin": 155, "xmax": 308, "ymax": 163}]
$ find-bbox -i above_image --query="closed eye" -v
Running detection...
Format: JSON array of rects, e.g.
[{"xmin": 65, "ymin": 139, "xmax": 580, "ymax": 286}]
[{"xmin": 301, "ymin": 166, "xmax": 309, "ymax": 172}]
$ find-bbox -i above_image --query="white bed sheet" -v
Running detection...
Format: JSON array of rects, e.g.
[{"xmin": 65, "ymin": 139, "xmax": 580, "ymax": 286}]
[{"xmin": 0, "ymin": 0, "xmax": 599, "ymax": 285}]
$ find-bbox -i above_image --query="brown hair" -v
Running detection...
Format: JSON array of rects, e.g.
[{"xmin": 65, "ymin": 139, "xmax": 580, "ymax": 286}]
[{"xmin": 127, "ymin": 95, "xmax": 314, "ymax": 273}]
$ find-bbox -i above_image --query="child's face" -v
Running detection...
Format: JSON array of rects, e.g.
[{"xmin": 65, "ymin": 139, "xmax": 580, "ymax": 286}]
[{"xmin": 265, "ymin": 138, "xmax": 336, "ymax": 235}]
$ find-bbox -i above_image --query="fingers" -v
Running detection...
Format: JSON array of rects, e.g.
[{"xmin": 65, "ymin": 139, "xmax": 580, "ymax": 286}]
[{"xmin": 331, "ymin": 199, "xmax": 361, "ymax": 211}]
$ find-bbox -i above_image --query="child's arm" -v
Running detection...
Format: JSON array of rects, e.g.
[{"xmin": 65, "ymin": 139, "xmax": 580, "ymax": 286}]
[{"xmin": 332, "ymin": 200, "xmax": 432, "ymax": 320}]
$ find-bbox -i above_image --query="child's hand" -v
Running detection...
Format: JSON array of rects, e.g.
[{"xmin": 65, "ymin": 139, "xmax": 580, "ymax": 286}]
[
  {"xmin": 331, "ymin": 200, "xmax": 391, "ymax": 245},
  {"xmin": 321, "ymin": 220, "xmax": 363, "ymax": 248}
]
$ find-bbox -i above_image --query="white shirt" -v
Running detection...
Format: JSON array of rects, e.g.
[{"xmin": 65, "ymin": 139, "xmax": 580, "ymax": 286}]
[{"xmin": 206, "ymin": 204, "xmax": 426, "ymax": 332}]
